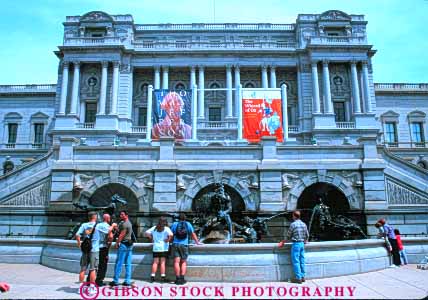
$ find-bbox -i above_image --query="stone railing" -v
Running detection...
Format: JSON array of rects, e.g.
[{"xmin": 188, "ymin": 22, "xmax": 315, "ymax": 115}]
[
  {"xmin": 0, "ymin": 143, "xmax": 49, "ymax": 150},
  {"xmin": 336, "ymin": 122, "xmax": 356, "ymax": 129},
  {"xmin": 131, "ymin": 126, "xmax": 147, "ymax": 134},
  {"xmin": 375, "ymin": 83, "xmax": 428, "ymax": 92},
  {"xmin": 0, "ymin": 84, "xmax": 56, "ymax": 93},
  {"xmin": 384, "ymin": 142, "xmax": 428, "ymax": 149},
  {"xmin": 198, "ymin": 121, "xmax": 238, "ymax": 129},
  {"xmin": 133, "ymin": 40, "xmax": 296, "ymax": 51},
  {"xmin": 63, "ymin": 37, "xmax": 124, "ymax": 46},
  {"xmin": 309, "ymin": 36, "xmax": 367, "ymax": 46},
  {"xmin": 75, "ymin": 123, "xmax": 95, "ymax": 129},
  {"xmin": 288, "ymin": 125, "xmax": 299, "ymax": 133},
  {"xmin": 135, "ymin": 23, "xmax": 295, "ymax": 31}
]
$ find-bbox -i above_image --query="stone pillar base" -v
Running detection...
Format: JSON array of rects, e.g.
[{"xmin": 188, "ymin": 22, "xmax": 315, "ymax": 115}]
[{"xmin": 95, "ymin": 115, "xmax": 119, "ymax": 130}]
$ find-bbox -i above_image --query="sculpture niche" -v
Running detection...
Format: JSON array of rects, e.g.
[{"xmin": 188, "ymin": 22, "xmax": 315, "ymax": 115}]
[
  {"xmin": 192, "ymin": 183, "xmax": 270, "ymax": 243},
  {"xmin": 308, "ymin": 195, "xmax": 366, "ymax": 241},
  {"xmin": 66, "ymin": 194, "xmax": 127, "ymax": 239}
]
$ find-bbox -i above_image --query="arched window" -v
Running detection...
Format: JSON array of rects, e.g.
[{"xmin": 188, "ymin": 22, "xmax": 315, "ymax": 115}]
[
  {"xmin": 175, "ymin": 83, "xmax": 186, "ymax": 90},
  {"xmin": 244, "ymin": 82, "xmax": 255, "ymax": 88},
  {"xmin": 30, "ymin": 112, "xmax": 49, "ymax": 148}
]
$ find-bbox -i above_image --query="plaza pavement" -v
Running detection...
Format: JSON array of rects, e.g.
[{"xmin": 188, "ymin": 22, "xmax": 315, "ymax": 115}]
[{"xmin": 0, "ymin": 263, "xmax": 427, "ymax": 299}]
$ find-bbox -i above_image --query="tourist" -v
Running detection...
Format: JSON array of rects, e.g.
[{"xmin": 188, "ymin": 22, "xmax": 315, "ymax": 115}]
[
  {"xmin": 95, "ymin": 214, "xmax": 116, "ymax": 286},
  {"xmin": 278, "ymin": 210, "xmax": 309, "ymax": 284},
  {"xmin": 0, "ymin": 282, "xmax": 10, "ymax": 293},
  {"xmin": 110, "ymin": 210, "xmax": 136, "ymax": 287},
  {"xmin": 375, "ymin": 222, "xmax": 392, "ymax": 253},
  {"xmin": 171, "ymin": 213, "xmax": 202, "ymax": 285},
  {"xmin": 378, "ymin": 218, "xmax": 401, "ymax": 267},
  {"xmin": 145, "ymin": 216, "xmax": 173, "ymax": 282},
  {"xmin": 394, "ymin": 229, "xmax": 408, "ymax": 265}
]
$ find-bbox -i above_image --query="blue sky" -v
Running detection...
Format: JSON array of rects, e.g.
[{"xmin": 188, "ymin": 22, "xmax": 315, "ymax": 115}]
[{"xmin": 0, "ymin": 0, "xmax": 427, "ymax": 84}]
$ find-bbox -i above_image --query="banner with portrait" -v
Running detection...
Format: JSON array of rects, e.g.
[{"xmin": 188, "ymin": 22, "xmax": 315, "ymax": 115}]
[
  {"xmin": 242, "ymin": 90, "xmax": 283, "ymax": 143},
  {"xmin": 152, "ymin": 89, "xmax": 192, "ymax": 141}
]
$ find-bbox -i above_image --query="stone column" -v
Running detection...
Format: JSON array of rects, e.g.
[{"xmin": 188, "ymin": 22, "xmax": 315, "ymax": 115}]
[
  {"xmin": 154, "ymin": 66, "xmax": 161, "ymax": 89},
  {"xmin": 98, "ymin": 61, "xmax": 108, "ymax": 115},
  {"xmin": 269, "ymin": 66, "xmax": 277, "ymax": 88},
  {"xmin": 110, "ymin": 61, "xmax": 119, "ymax": 115},
  {"xmin": 146, "ymin": 85, "xmax": 153, "ymax": 140},
  {"xmin": 322, "ymin": 60, "xmax": 333, "ymax": 114},
  {"xmin": 362, "ymin": 62, "xmax": 372, "ymax": 113},
  {"xmin": 198, "ymin": 66, "xmax": 205, "ymax": 118},
  {"xmin": 261, "ymin": 65, "xmax": 268, "ymax": 88},
  {"xmin": 311, "ymin": 62, "xmax": 321, "ymax": 114},
  {"xmin": 69, "ymin": 61, "xmax": 80, "ymax": 115},
  {"xmin": 281, "ymin": 84, "xmax": 288, "ymax": 141},
  {"xmin": 162, "ymin": 66, "xmax": 169, "ymax": 90},
  {"xmin": 297, "ymin": 65, "xmax": 303, "ymax": 127},
  {"xmin": 192, "ymin": 84, "xmax": 198, "ymax": 140},
  {"xmin": 350, "ymin": 61, "xmax": 362, "ymax": 114},
  {"xmin": 234, "ymin": 65, "xmax": 241, "ymax": 118},
  {"xmin": 237, "ymin": 84, "xmax": 243, "ymax": 140},
  {"xmin": 59, "ymin": 61, "xmax": 69, "ymax": 115},
  {"xmin": 226, "ymin": 65, "xmax": 233, "ymax": 118},
  {"xmin": 190, "ymin": 66, "xmax": 196, "ymax": 89}
]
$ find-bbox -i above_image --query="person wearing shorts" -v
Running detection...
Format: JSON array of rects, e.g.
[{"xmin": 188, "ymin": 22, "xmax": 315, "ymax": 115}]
[
  {"xmin": 145, "ymin": 216, "xmax": 173, "ymax": 283},
  {"xmin": 170, "ymin": 213, "xmax": 202, "ymax": 285}
]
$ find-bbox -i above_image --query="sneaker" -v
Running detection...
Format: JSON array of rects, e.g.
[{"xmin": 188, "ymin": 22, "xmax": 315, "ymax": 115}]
[
  {"xmin": 389, "ymin": 264, "xmax": 397, "ymax": 268},
  {"xmin": 109, "ymin": 281, "xmax": 119, "ymax": 287},
  {"xmin": 291, "ymin": 278, "xmax": 302, "ymax": 284},
  {"xmin": 175, "ymin": 278, "xmax": 182, "ymax": 285},
  {"xmin": 180, "ymin": 276, "xmax": 187, "ymax": 284},
  {"xmin": 301, "ymin": 277, "xmax": 306, "ymax": 282},
  {"xmin": 150, "ymin": 276, "xmax": 155, "ymax": 283},
  {"xmin": 96, "ymin": 281, "xmax": 105, "ymax": 287},
  {"xmin": 122, "ymin": 282, "xmax": 131, "ymax": 287}
]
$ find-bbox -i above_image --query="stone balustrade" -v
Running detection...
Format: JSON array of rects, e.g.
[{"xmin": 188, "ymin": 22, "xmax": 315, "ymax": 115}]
[
  {"xmin": 198, "ymin": 121, "xmax": 238, "ymax": 129},
  {"xmin": 75, "ymin": 123, "xmax": 94, "ymax": 129},
  {"xmin": 375, "ymin": 83, "xmax": 428, "ymax": 92},
  {"xmin": 0, "ymin": 84, "xmax": 56, "ymax": 93},
  {"xmin": 288, "ymin": 125, "xmax": 299, "ymax": 133},
  {"xmin": 131, "ymin": 126, "xmax": 147, "ymax": 133},
  {"xmin": 336, "ymin": 122, "xmax": 356, "ymax": 129},
  {"xmin": 309, "ymin": 36, "xmax": 367, "ymax": 46},
  {"xmin": 135, "ymin": 23, "xmax": 295, "ymax": 31},
  {"xmin": 0, "ymin": 143, "xmax": 48, "ymax": 150},
  {"xmin": 63, "ymin": 37, "xmax": 124, "ymax": 46}
]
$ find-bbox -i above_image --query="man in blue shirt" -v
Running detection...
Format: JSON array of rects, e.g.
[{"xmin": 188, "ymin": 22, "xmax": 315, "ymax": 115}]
[
  {"xmin": 378, "ymin": 218, "xmax": 401, "ymax": 267},
  {"xmin": 75, "ymin": 212, "xmax": 113, "ymax": 283},
  {"xmin": 170, "ymin": 213, "xmax": 202, "ymax": 285}
]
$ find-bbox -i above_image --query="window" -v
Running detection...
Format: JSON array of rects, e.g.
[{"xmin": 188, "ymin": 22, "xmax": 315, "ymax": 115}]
[
  {"xmin": 8, "ymin": 123, "xmax": 18, "ymax": 144},
  {"xmin": 34, "ymin": 124, "xmax": 44, "ymax": 144},
  {"xmin": 138, "ymin": 107, "xmax": 147, "ymax": 127},
  {"xmin": 385, "ymin": 122, "xmax": 397, "ymax": 144},
  {"xmin": 327, "ymin": 32, "xmax": 339, "ymax": 36},
  {"xmin": 334, "ymin": 102, "xmax": 346, "ymax": 122},
  {"xmin": 411, "ymin": 122, "xmax": 424, "ymax": 145},
  {"xmin": 209, "ymin": 107, "xmax": 222, "ymax": 122},
  {"xmin": 85, "ymin": 102, "xmax": 97, "ymax": 123}
]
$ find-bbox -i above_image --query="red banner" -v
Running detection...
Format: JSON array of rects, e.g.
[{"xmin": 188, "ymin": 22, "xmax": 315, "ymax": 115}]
[{"xmin": 242, "ymin": 90, "xmax": 283, "ymax": 143}]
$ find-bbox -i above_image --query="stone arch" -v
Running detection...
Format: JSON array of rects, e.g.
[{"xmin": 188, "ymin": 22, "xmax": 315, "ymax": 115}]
[
  {"xmin": 177, "ymin": 173, "xmax": 258, "ymax": 212},
  {"xmin": 287, "ymin": 172, "xmax": 361, "ymax": 211},
  {"xmin": 74, "ymin": 173, "xmax": 153, "ymax": 212}
]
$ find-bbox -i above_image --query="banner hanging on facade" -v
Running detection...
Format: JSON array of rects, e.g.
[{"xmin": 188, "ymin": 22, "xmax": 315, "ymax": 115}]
[
  {"xmin": 242, "ymin": 90, "xmax": 283, "ymax": 143},
  {"xmin": 152, "ymin": 89, "xmax": 192, "ymax": 140}
]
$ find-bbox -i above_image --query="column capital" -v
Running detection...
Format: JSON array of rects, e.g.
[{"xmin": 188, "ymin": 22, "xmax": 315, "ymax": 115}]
[
  {"xmin": 362, "ymin": 61, "xmax": 369, "ymax": 67},
  {"xmin": 62, "ymin": 61, "xmax": 70, "ymax": 69},
  {"xmin": 350, "ymin": 60, "xmax": 358, "ymax": 66},
  {"xmin": 101, "ymin": 61, "xmax": 109, "ymax": 68},
  {"xmin": 73, "ymin": 61, "xmax": 81, "ymax": 68},
  {"xmin": 226, "ymin": 64, "xmax": 232, "ymax": 70},
  {"xmin": 270, "ymin": 65, "xmax": 276, "ymax": 71},
  {"xmin": 261, "ymin": 64, "xmax": 268, "ymax": 71},
  {"xmin": 112, "ymin": 61, "xmax": 120, "ymax": 68},
  {"xmin": 234, "ymin": 64, "xmax": 240, "ymax": 71},
  {"xmin": 162, "ymin": 65, "xmax": 169, "ymax": 72},
  {"xmin": 322, "ymin": 59, "xmax": 330, "ymax": 66},
  {"xmin": 198, "ymin": 65, "xmax": 205, "ymax": 71},
  {"xmin": 190, "ymin": 65, "xmax": 196, "ymax": 72},
  {"xmin": 311, "ymin": 61, "xmax": 319, "ymax": 68},
  {"xmin": 154, "ymin": 65, "xmax": 161, "ymax": 72}
]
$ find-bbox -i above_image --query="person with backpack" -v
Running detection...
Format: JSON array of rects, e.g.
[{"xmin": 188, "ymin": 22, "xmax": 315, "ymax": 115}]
[
  {"xmin": 145, "ymin": 216, "xmax": 173, "ymax": 283},
  {"xmin": 170, "ymin": 213, "xmax": 202, "ymax": 285},
  {"xmin": 75, "ymin": 212, "xmax": 115, "ymax": 283}
]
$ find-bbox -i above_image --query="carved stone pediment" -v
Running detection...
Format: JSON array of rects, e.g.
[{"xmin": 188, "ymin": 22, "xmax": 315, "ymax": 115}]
[
  {"xmin": 80, "ymin": 11, "xmax": 113, "ymax": 23},
  {"xmin": 0, "ymin": 180, "xmax": 50, "ymax": 207},
  {"xmin": 319, "ymin": 10, "xmax": 351, "ymax": 21},
  {"xmin": 386, "ymin": 177, "xmax": 428, "ymax": 206}
]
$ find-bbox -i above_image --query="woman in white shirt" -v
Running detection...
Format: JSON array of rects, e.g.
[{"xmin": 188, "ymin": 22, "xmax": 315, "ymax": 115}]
[{"xmin": 145, "ymin": 216, "xmax": 173, "ymax": 282}]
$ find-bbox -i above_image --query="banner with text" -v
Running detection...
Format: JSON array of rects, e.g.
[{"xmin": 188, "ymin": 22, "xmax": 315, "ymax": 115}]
[
  {"xmin": 242, "ymin": 90, "xmax": 283, "ymax": 143},
  {"xmin": 152, "ymin": 89, "xmax": 192, "ymax": 141}
]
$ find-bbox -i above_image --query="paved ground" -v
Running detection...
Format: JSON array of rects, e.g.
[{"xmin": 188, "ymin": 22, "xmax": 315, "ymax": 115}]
[{"xmin": 0, "ymin": 264, "xmax": 427, "ymax": 299}]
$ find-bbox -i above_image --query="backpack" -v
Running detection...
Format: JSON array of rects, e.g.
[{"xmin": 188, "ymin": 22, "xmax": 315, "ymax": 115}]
[
  {"xmin": 81, "ymin": 223, "xmax": 97, "ymax": 253},
  {"xmin": 175, "ymin": 221, "xmax": 188, "ymax": 240}
]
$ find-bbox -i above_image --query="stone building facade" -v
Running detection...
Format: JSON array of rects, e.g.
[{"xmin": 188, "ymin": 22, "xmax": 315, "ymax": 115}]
[{"xmin": 0, "ymin": 10, "xmax": 427, "ymax": 240}]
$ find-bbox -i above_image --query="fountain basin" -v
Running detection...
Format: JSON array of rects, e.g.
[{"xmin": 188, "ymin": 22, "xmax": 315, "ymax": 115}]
[{"xmin": 0, "ymin": 238, "xmax": 427, "ymax": 282}]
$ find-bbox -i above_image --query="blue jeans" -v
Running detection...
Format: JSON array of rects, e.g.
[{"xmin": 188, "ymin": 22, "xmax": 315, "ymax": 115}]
[
  {"xmin": 291, "ymin": 242, "xmax": 305, "ymax": 280},
  {"xmin": 399, "ymin": 250, "xmax": 408, "ymax": 265},
  {"xmin": 113, "ymin": 243, "xmax": 133, "ymax": 284}
]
